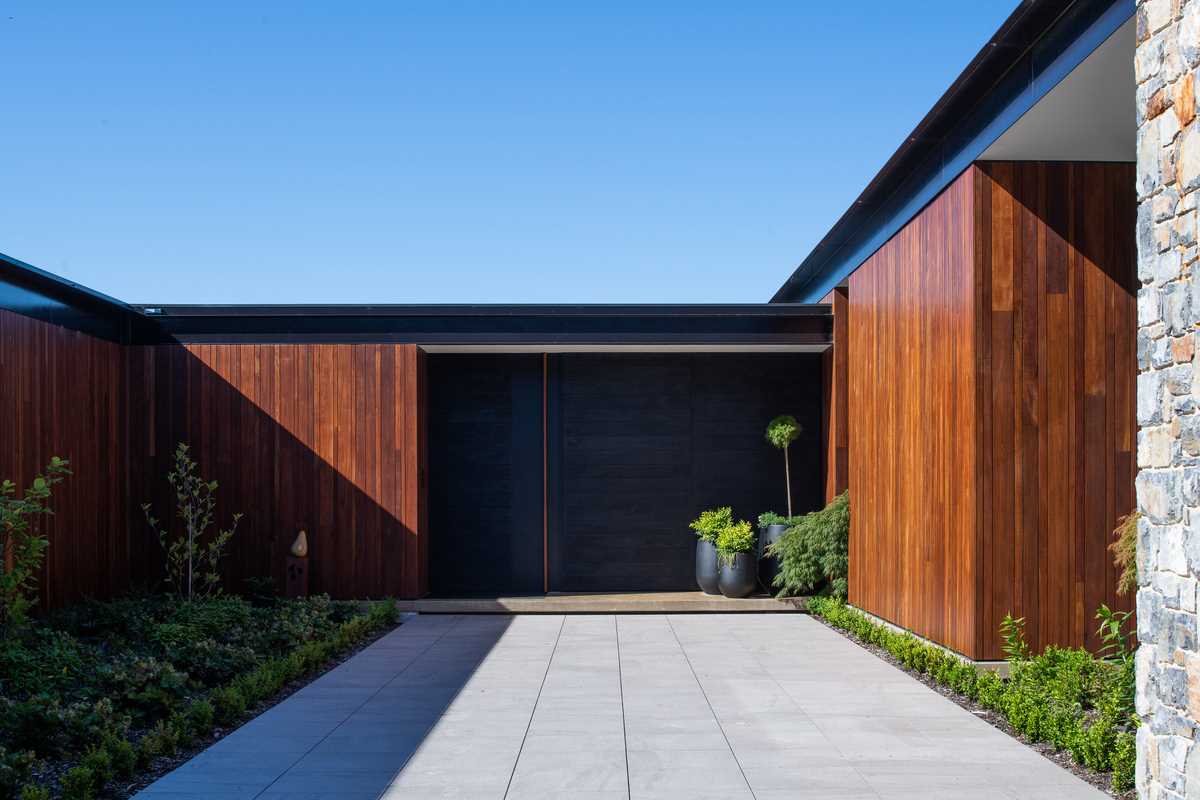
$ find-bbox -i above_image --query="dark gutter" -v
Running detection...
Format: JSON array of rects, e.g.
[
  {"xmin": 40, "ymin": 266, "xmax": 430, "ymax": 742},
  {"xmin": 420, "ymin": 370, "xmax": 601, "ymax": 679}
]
[
  {"xmin": 131, "ymin": 303, "xmax": 832, "ymax": 345},
  {"xmin": 0, "ymin": 251, "xmax": 155, "ymax": 343},
  {"xmin": 771, "ymin": 0, "xmax": 1134, "ymax": 303}
]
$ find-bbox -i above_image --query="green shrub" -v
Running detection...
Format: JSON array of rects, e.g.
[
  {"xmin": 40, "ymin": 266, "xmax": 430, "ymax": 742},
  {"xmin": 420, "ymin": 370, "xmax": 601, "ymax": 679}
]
[
  {"xmin": 102, "ymin": 733, "xmax": 137, "ymax": 778},
  {"xmin": 689, "ymin": 507, "xmax": 732, "ymax": 544},
  {"xmin": 18, "ymin": 785, "xmax": 50, "ymax": 800},
  {"xmin": 808, "ymin": 597, "xmax": 1137, "ymax": 793},
  {"xmin": 80, "ymin": 746, "xmax": 113, "ymax": 789},
  {"xmin": 211, "ymin": 685, "xmax": 246, "ymax": 725},
  {"xmin": 715, "ymin": 521, "xmax": 756, "ymax": 566},
  {"xmin": 756, "ymin": 511, "xmax": 792, "ymax": 528},
  {"xmin": 97, "ymin": 656, "xmax": 190, "ymax": 721},
  {"xmin": 769, "ymin": 492, "xmax": 849, "ymax": 598},
  {"xmin": 59, "ymin": 765, "xmax": 94, "ymax": 800},
  {"xmin": 0, "ymin": 457, "xmax": 71, "ymax": 636},
  {"xmin": 186, "ymin": 698, "xmax": 215, "ymax": 734},
  {"xmin": 0, "ymin": 747, "xmax": 35, "ymax": 799}
]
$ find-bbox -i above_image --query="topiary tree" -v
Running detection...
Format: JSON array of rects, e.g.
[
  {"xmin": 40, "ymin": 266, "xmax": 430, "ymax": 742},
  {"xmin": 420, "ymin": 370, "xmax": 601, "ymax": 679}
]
[{"xmin": 765, "ymin": 414, "xmax": 802, "ymax": 516}]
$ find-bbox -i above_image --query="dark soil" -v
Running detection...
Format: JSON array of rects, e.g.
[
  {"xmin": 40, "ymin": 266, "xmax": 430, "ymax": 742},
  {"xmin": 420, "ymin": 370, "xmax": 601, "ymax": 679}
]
[{"xmin": 809, "ymin": 613, "xmax": 1133, "ymax": 800}]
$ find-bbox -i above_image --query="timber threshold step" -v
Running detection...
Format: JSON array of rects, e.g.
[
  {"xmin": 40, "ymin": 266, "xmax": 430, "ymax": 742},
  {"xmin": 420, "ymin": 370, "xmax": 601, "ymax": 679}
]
[{"xmin": 395, "ymin": 591, "xmax": 807, "ymax": 614}]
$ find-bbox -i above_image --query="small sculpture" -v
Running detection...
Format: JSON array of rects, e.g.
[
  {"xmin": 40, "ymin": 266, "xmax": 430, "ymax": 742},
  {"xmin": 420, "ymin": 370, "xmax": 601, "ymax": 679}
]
[{"xmin": 290, "ymin": 530, "xmax": 309, "ymax": 558}]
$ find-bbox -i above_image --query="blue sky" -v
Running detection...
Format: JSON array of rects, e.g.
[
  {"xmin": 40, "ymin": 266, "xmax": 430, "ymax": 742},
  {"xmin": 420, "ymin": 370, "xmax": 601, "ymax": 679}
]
[{"xmin": 2, "ymin": 1, "xmax": 1014, "ymax": 304}]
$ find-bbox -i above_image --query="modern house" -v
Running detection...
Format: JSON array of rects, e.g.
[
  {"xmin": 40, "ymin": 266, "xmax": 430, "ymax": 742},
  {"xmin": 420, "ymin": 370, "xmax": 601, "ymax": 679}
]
[{"xmin": 0, "ymin": 0, "xmax": 1137, "ymax": 664}]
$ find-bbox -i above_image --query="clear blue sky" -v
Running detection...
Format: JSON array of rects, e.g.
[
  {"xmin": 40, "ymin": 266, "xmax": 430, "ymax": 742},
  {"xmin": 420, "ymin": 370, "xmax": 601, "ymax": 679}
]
[{"xmin": 2, "ymin": 1, "xmax": 1014, "ymax": 304}]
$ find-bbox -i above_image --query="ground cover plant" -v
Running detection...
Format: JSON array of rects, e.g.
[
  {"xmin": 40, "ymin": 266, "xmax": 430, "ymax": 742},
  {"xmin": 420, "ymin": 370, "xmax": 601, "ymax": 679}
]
[
  {"xmin": 0, "ymin": 593, "xmax": 399, "ymax": 798},
  {"xmin": 807, "ymin": 596, "xmax": 1136, "ymax": 794},
  {"xmin": 0, "ymin": 450, "xmax": 399, "ymax": 799}
]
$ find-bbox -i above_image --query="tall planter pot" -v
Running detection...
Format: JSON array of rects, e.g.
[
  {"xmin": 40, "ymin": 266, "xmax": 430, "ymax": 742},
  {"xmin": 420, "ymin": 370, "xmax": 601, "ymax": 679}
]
[
  {"xmin": 758, "ymin": 523, "xmax": 788, "ymax": 588},
  {"xmin": 718, "ymin": 552, "xmax": 758, "ymax": 598},
  {"xmin": 695, "ymin": 540, "xmax": 721, "ymax": 595}
]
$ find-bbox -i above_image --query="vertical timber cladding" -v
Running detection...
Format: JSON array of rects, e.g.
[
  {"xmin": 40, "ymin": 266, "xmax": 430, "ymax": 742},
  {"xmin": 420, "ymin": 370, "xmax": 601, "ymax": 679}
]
[
  {"xmin": 427, "ymin": 355, "xmax": 544, "ymax": 596},
  {"xmin": 847, "ymin": 168, "xmax": 980, "ymax": 657},
  {"xmin": 975, "ymin": 162, "xmax": 1136, "ymax": 659},
  {"xmin": 127, "ymin": 344, "xmax": 428, "ymax": 599},
  {"xmin": 550, "ymin": 353, "xmax": 823, "ymax": 593},
  {"xmin": 847, "ymin": 163, "xmax": 1136, "ymax": 661},
  {"xmin": 821, "ymin": 288, "xmax": 850, "ymax": 503},
  {"xmin": 0, "ymin": 309, "xmax": 132, "ymax": 608}
]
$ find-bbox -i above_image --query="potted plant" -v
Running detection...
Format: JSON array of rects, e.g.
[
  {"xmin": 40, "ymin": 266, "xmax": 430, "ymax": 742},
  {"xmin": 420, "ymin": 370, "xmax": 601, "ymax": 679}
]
[
  {"xmin": 716, "ymin": 519, "xmax": 758, "ymax": 598},
  {"xmin": 765, "ymin": 414, "xmax": 802, "ymax": 517},
  {"xmin": 757, "ymin": 511, "xmax": 790, "ymax": 585},
  {"xmin": 690, "ymin": 506, "xmax": 731, "ymax": 595}
]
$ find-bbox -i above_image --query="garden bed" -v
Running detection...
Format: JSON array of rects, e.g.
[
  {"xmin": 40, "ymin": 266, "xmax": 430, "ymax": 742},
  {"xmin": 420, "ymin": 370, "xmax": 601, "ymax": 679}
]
[
  {"xmin": 806, "ymin": 597, "xmax": 1135, "ymax": 798},
  {"xmin": 0, "ymin": 594, "xmax": 399, "ymax": 800}
]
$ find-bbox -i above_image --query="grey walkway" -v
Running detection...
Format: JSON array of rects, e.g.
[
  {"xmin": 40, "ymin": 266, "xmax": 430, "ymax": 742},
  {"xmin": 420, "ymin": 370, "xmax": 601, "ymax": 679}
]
[{"xmin": 136, "ymin": 614, "xmax": 1107, "ymax": 800}]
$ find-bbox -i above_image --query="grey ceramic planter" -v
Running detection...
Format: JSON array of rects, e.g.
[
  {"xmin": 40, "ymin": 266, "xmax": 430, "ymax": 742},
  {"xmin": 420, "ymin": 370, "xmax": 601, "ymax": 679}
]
[
  {"xmin": 718, "ymin": 552, "xmax": 758, "ymax": 598},
  {"xmin": 695, "ymin": 539, "xmax": 721, "ymax": 595},
  {"xmin": 758, "ymin": 523, "xmax": 788, "ymax": 586}
]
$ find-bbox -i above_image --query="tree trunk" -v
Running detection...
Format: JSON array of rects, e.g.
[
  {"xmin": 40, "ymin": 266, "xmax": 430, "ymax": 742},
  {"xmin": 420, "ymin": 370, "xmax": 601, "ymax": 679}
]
[{"xmin": 784, "ymin": 445, "xmax": 792, "ymax": 517}]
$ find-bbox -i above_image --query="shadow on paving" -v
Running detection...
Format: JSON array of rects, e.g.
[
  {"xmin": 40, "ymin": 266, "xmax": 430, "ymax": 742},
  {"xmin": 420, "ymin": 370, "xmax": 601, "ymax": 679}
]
[{"xmin": 134, "ymin": 614, "xmax": 513, "ymax": 800}]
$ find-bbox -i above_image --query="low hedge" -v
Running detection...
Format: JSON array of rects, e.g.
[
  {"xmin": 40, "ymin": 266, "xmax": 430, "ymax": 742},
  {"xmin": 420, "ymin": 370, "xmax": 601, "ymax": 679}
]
[
  {"xmin": 807, "ymin": 597, "xmax": 1136, "ymax": 794},
  {"xmin": 4, "ymin": 598, "xmax": 398, "ymax": 800}
]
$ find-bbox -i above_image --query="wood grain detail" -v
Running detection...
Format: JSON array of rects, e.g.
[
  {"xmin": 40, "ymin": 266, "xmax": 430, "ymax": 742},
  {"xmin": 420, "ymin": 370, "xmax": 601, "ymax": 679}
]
[{"xmin": 847, "ymin": 162, "xmax": 1136, "ymax": 660}]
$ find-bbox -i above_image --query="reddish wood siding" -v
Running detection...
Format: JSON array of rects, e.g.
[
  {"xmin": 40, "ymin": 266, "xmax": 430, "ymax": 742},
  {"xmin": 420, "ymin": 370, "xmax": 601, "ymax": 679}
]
[
  {"xmin": 847, "ymin": 162, "xmax": 1136, "ymax": 660},
  {"xmin": 821, "ymin": 288, "xmax": 849, "ymax": 503},
  {"xmin": 975, "ymin": 162, "xmax": 1136, "ymax": 658},
  {"xmin": 128, "ymin": 344, "xmax": 428, "ymax": 599},
  {"xmin": 848, "ymin": 168, "xmax": 979, "ymax": 656},
  {"xmin": 0, "ymin": 310, "xmax": 133, "ymax": 608}
]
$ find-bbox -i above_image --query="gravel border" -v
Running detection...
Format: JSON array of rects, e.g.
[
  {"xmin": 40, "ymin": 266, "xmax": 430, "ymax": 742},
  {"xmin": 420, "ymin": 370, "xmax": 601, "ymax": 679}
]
[{"xmin": 808, "ymin": 613, "xmax": 1132, "ymax": 800}]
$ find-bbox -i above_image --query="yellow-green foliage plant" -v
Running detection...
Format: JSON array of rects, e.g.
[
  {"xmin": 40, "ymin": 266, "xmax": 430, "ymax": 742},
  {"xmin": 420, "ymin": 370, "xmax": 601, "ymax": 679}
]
[
  {"xmin": 715, "ymin": 520, "xmax": 756, "ymax": 566},
  {"xmin": 689, "ymin": 506, "xmax": 732, "ymax": 544}
]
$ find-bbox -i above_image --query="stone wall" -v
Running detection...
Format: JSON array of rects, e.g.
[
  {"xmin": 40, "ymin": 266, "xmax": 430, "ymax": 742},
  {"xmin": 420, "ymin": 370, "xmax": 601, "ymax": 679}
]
[{"xmin": 1136, "ymin": 0, "xmax": 1200, "ymax": 797}]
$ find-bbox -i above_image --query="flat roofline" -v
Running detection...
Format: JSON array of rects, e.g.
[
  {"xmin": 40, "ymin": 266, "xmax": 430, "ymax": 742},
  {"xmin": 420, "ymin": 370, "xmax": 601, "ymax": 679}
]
[
  {"xmin": 135, "ymin": 303, "xmax": 830, "ymax": 318},
  {"xmin": 771, "ymin": 0, "xmax": 1133, "ymax": 303},
  {"xmin": 133, "ymin": 303, "xmax": 831, "ymax": 346}
]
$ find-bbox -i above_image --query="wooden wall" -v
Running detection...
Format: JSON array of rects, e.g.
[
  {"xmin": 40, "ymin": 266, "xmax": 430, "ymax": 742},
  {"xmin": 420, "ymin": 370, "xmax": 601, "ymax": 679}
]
[
  {"xmin": 128, "ymin": 344, "xmax": 428, "ymax": 599},
  {"xmin": 821, "ymin": 287, "xmax": 849, "ymax": 503},
  {"xmin": 847, "ymin": 168, "xmax": 980, "ymax": 657},
  {"xmin": 846, "ymin": 162, "xmax": 1136, "ymax": 660},
  {"xmin": 975, "ymin": 162, "xmax": 1136, "ymax": 657},
  {"xmin": 0, "ymin": 310, "xmax": 134, "ymax": 608}
]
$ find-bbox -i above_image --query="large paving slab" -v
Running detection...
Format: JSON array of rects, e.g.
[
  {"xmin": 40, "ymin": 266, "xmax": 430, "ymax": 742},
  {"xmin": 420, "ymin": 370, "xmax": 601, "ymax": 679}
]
[{"xmin": 135, "ymin": 613, "xmax": 1108, "ymax": 800}]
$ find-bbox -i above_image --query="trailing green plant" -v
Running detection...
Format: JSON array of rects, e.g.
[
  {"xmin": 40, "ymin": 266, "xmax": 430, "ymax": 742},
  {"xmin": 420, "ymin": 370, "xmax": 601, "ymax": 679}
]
[
  {"xmin": 765, "ymin": 415, "xmax": 802, "ymax": 516},
  {"xmin": 768, "ymin": 491, "xmax": 849, "ymax": 599},
  {"xmin": 18, "ymin": 785, "xmax": 49, "ymax": 800},
  {"xmin": 0, "ymin": 458, "xmax": 70, "ymax": 636},
  {"xmin": 1000, "ymin": 614, "xmax": 1030, "ymax": 663},
  {"xmin": 715, "ymin": 521, "xmax": 756, "ymax": 567},
  {"xmin": 1110, "ymin": 511, "xmax": 1139, "ymax": 596},
  {"xmin": 808, "ymin": 596, "xmax": 1137, "ymax": 794},
  {"xmin": 689, "ymin": 507, "xmax": 732, "ymax": 545},
  {"xmin": 142, "ymin": 443, "xmax": 242, "ymax": 600}
]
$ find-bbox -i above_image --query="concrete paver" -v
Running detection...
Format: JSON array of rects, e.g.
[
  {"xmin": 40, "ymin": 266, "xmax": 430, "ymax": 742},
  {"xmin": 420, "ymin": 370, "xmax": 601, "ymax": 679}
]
[{"xmin": 135, "ymin": 613, "xmax": 1108, "ymax": 800}]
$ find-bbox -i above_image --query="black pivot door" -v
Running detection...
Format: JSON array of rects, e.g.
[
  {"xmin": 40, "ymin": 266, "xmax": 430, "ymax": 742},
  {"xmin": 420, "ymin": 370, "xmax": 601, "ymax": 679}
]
[
  {"xmin": 428, "ymin": 355, "xmax": 543, "ymax": 596},
  {"xmin": 548, "ymin": 353, "xmax": 821, "ymax": 593}
]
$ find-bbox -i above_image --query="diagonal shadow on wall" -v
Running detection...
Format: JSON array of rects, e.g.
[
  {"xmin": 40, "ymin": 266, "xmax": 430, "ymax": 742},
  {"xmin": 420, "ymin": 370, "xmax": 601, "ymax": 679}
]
[{"xmin": 126, "ymin": 343, "xmax": 427, "ymax": 600}]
